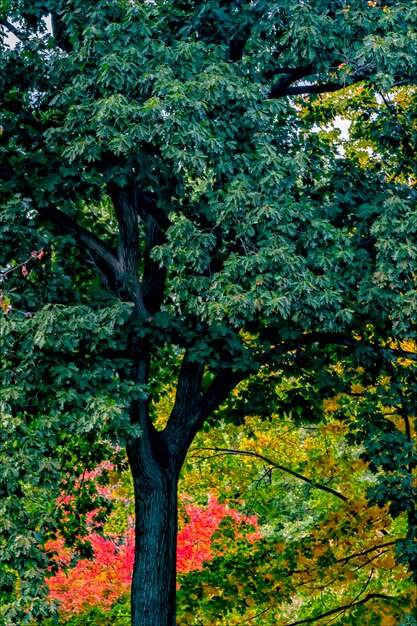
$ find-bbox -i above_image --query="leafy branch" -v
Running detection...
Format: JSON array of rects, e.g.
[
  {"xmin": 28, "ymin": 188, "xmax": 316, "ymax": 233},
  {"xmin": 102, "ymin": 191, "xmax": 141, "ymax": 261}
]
[
  {"xmin": 1, "ymin": 19, "xmax": 27, "ymax": 42},
  {"xmin": 285, "ymin": 593, "xmax": 393, "ymax": 625},
  {"xmin": 0, "ymin": 248, "xmax": 44, "ymax": 281},
  {"xmin": 338, "ymin": 541, "xmax": 396, "ymax": 565},
  {"xmin": 192, "ymin": 446, "xmax": 348, "ymax": 501}
]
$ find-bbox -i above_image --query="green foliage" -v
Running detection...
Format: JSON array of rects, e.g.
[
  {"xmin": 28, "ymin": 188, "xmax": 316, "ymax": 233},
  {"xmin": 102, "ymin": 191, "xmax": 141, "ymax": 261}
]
[{"xmin": 39, "ymin": 597, "xmax": 130, "ymax": 626}]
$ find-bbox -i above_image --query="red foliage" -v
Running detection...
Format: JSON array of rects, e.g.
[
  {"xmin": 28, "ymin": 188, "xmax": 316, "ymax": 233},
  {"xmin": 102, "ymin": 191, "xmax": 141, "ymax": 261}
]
[
  {"xmin": 46, "ymin": 532, "xmax": 133, "ymax": 612},
  {"xmin": 46, "ymin": 489, "xmax": 259, "ymax": 614},
  {"xmin": 177, "ymin": 495, "xmax": 260, "ymax": 573}
]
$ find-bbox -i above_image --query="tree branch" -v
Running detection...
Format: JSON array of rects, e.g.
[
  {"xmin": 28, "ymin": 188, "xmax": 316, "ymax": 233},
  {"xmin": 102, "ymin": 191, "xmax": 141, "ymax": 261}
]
[
  {"xmin": 258, "ymin": 330, "xmax": 356, "ymax": 367},
  {"xmin": 268, "ymin": 67, "xmax": 314, "ymax": 97},
  {"xmin": 195, "ymin": 447, "xmax": 348, "ymax": 501},
  {"xmin": 279, "ymin": 82, "xmax": 349, "ymax": 97},
  {"xmin": 163, "ymin": 365, "xmax": 248, "ymax": 464},
  {"xmin": 227, "ymin": 25, "xmax": 251, "ymax": 62},
  {"xmin": 37, "ymin": 205, "xmax": 120, "ymax": 275},
  {"xmin": 135, "ymin": 187, "xmax": 168, "ymax": 315},
  {"xmin": 285, "ymin": 593, "xmax": 394, "ymax": 626},
  {"xmin": 269, "ymin": 71, "xmax": 368, "ymax": 99},
  {"xmin": 337, "ymin": 541, "xmax": 396, "ymax": 565},
  {"xmin": 162, "ymin": 355, "xmax": 205, "ymax": 463},
  {"xmin": 107, "ymin": 186, "xmax": 147, "ymax": 317},
  {"xmin": 51, "ymin": 12, "xmax": 72, "ymax": 53},
  {"xmin": 200, "ymin": 369, "xmax": 247, "ymax": 422},
  {"xmin": 1, "ymin": 20, "xmax": 27, "ymax": 42}
]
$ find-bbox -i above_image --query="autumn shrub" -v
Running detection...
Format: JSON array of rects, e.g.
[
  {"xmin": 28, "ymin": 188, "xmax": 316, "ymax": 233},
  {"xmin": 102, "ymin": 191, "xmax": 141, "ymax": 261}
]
[{"xmin": 43, "ymin": 491, "xmax": 259, "ymax": 620}]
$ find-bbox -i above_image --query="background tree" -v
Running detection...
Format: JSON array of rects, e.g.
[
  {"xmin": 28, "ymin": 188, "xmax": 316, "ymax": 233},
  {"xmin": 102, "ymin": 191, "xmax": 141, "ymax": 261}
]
[{"xmin": 1, "ymin": 1, "xmax": 417, "ymax": 625}]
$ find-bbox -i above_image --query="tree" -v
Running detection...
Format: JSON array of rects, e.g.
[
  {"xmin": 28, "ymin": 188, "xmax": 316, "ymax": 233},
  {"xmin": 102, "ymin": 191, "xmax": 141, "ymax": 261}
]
[{"xmin": 1, "ymin": 1, "xmax": 417, "ymax": 625}]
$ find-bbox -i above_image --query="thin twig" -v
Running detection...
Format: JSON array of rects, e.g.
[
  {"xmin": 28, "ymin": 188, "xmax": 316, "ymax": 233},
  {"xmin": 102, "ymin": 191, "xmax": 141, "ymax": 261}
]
[
  {"xmin": 195, "ymin": 447, "xmax": 348, "ymax": 501},
  {"xmin": 0, "ymin": 249, "xmax": 44, "ymax": 280},
  {"xmin": 285, "ymin": 593, "xmax": 392, "ymax": 626}
]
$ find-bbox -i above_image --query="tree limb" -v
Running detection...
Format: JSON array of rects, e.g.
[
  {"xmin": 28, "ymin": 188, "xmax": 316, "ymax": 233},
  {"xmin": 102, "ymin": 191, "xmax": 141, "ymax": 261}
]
[
  {"xmin": 51, "ymin": 12, "xmax": 72, "ymax": 52},
  {"xmin": 228, "ymin": 25, "xmax": 251, "ymax": 62},
  {"xmin": 285, "ymin": 593, "xmax": 394, "ymax": 625},
  {"xmin": 269, "ymin": 72, "xmax": 368, "ymax": 99},
  {"xmin": 163, "ymin": 366, "xmax": 248, "ymax": 464},
  {"xmin": 258, "ymin": 330, "xmax": 356, "ymax": 367},
  {"xmin": 135, "ymin": 187, "xmax": 168, "ymax": 315},
  {"xmin": 1, "ymin": 20, "xmax": 27, "ymax": 42},
  {"xmin": 37, "ymin": 205, "xmax": 120, "ymax": 274},
  {"xmin": 162, "ymin": 355, "xmax": 205, "ymax": 463},
  {"xmin": 337, "ymin": 541, "xmax": 396, "ymax": 565},
  {"xmin": 107, "ymin": 186, "xmax": 147, "ymax": 317},
  {"xmin": 275, "ymin": 82, "xmax": 349, "ymax": 97},
  {"xmin": 194, "ymin": 446, "xmax": 348, "ymax": 501},
  {"xmin": 200, "ymin": 369, "xmax": 248, "ymax": 422},
  {"xmin": 268, "ymin": 67, "xmax": 314, "ymax": 97}
]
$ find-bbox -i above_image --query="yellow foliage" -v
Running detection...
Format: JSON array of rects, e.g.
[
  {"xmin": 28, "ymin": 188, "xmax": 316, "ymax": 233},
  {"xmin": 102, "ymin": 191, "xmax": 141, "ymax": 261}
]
[
  {"xmin": 323, "ymin": 397, "xmax": 340, "ymax": 413},
  {"xmin": 378, "ymin": 554, "xmax": 396, "ymax": 569}
]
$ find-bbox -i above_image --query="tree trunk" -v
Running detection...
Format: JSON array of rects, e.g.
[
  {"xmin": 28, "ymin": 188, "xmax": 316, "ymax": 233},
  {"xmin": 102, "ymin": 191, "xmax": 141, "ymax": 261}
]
[
  {"xmin": 125, "ymin": 358, "xmax": 211, "ymax": 625},
  {"xmin": 129, "ymin": 448, "xmax": 179, "ymax": 626}
]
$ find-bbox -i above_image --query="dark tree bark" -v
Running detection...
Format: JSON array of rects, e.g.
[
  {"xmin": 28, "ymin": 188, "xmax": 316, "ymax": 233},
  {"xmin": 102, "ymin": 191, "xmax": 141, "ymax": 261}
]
[
  {"xmin": 127, "ymin": 435, "xmax": 179, "ymax": 626},
  {"xmin": 124, "ymin": 358, "xmax": 245, "ymax": 625},
  {"xmin": 125, "ymin": 362, "xmax": 202, "ymax": 625}
]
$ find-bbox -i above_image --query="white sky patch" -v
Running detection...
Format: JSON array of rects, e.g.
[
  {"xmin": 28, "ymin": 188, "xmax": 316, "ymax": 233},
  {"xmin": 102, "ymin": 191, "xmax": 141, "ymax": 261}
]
[
  {"xmin": 334, "ymin": 116, "xmax": 351, "ymax": 139},
  {"xmin": 2, "ymin": 26, "xmax": 18, "ymax": 49}
]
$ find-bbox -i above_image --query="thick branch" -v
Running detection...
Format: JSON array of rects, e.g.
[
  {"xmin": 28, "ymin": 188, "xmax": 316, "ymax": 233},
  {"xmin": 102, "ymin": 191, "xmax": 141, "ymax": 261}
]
[
  {"xmin": 163, "ymin": 363, "xmax": 248, "ymax": 465},
  {"xmin": 110, "ymin": 188, "xmax": 140, "ymax": 275},
  {"xmin": 108, "ymin": 186, "xmax": 147, "ymax": 317},
  {"xmin": 129, "ymin": 358, "xmax": 155, "ymax": 435},
  {"xmin": 1, "ymin": 20, "xmax": 27, "ymax": 41},
  {"xmin": 135, "ymin": 187, "xmax": 168, "ymax": 315},
  {"xmin": 286, "ymin": 82, "xmax": 348, "ymax": 96},
  {"xmin": 268, "ymin": 67, "xmax": 314, "ymax": 97},
  {"xmin": 269, "ymin": 69, "xmax": 368, "ymax": 99},
  {"xmin": 162, "ymin": 356, "xmax": 205, "ymax": 463},
  {"xmin": 195, "ymin": 447, "xmax": 348, "ymax": 501},
  {"xmin": 258, "ymin": 330, "xmax": 355, "ymax": 367},
  {"xmin": 200, "ymin": 369, "xmax": 248, "ymax": 422},
  {"xmin": 51, "ymin": 12, "xmax": 72, "ymax": 52},
  {"xmin": 37, "ymin": 205, "xmax": 120, "ymax": 275},
  {"xmin": 227, "ymin": 25, "xmax": 251, "ymax": 62}
]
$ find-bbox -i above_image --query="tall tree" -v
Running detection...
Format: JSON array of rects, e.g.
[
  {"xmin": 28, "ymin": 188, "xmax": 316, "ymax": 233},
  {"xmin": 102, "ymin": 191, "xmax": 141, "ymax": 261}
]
[{"xmin": 1, "ymin": 1, "xmax": 416, "ymax": 625}]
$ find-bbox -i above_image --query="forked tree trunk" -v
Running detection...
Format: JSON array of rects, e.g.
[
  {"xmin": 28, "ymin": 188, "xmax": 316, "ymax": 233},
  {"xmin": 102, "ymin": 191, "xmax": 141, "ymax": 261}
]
[
  {"xmin": 125, "ymin": 356, "xmax": 219, "ymax": 625},
  {"xmin": 128, "ymin": 445, "xmax": 179, "ymax": 626}
]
